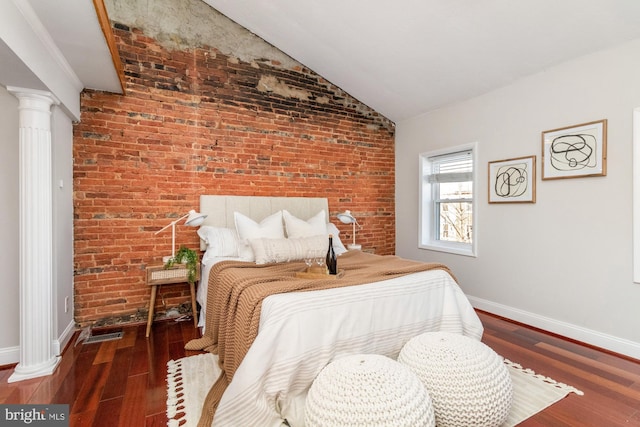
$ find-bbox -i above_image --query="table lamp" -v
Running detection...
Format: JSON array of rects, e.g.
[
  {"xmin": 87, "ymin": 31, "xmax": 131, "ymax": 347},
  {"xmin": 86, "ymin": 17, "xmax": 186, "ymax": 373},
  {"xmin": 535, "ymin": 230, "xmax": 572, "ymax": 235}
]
[
  {"xmin": 155, "ymin": 209, "xmax": 207, "ymax": 262},
  {"xmin": 336, "ymin": 210, "xmax": 362, "ymax": 250}
]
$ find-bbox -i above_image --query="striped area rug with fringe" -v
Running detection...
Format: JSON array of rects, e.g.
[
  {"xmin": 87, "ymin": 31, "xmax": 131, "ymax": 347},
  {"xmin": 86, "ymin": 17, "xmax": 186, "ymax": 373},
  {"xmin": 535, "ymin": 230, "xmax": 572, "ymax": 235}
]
[{"xmin": 166, "ymin": 353, "xmax": 583, "ymax": 427}]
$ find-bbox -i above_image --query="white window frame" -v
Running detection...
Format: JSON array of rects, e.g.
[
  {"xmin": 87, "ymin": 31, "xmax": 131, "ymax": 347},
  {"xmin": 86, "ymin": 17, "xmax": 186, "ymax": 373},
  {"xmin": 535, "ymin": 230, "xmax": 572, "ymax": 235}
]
[{"xmin": 419, "ymin": 142, "xmax": 478, "ymax": 257}]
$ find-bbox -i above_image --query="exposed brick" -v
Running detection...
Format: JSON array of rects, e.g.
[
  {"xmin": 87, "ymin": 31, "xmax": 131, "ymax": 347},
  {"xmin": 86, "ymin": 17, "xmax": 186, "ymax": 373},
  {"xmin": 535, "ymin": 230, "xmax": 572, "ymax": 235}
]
[{"xmin": 73, "ymin": 22, "xmax": 396, "ymax": 326}]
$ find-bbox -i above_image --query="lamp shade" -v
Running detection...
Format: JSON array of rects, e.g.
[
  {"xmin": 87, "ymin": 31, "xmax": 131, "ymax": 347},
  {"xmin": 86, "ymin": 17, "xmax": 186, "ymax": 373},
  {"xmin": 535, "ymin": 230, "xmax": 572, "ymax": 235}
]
[
  {"xmin": 185, "ymin": 209, "xmax": 207, "ymax": 227},
  {"xmin": 337, "ymin": 210, "xmax": 356, "ymax": 224}
]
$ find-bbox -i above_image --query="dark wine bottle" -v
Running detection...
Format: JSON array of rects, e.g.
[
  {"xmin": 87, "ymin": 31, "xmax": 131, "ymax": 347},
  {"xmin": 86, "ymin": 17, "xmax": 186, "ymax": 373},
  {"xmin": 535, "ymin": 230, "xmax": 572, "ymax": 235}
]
[{"xmin": 326, "ymin": 234, "xmax": 337, "ymax": 275}]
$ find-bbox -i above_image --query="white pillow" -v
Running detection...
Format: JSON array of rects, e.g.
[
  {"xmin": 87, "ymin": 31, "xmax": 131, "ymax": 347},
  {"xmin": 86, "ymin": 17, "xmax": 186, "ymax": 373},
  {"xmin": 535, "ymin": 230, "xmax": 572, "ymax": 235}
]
[
  {"xmin": 327, "ymin": 222, "xmax": 348, "ymax": 255},
  {"xmin": 283, "ymin": 210, "xmax": 327, "ymax": 238},
  {"xmin": 234, "ymin": 211, "xmax": 285, "ymax": 261},
  {"xmin": 235, "ymin": 211, "xmax": 285, "ymax": 239},
  {"xmin": 197, "ymin": 226, "xmax": 239, "ymax": 257},
  {"xmin": 249, "ymin": 235, "xmax": 328, "ymax": 264}
]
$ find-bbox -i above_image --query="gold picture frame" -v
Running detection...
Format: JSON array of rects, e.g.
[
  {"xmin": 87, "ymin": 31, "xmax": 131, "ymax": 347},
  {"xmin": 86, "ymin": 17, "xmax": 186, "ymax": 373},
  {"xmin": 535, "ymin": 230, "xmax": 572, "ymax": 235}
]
[
  {"xmin": 488, "ymin": 155, "xmax": 536, "ymax": 204},
  {"xmin": 541, "ymin": 119, "xmax": 607, "ymax": 180}
]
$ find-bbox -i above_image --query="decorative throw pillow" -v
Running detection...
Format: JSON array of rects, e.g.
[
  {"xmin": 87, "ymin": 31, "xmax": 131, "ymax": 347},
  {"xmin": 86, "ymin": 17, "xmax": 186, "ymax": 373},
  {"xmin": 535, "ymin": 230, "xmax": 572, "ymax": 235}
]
[
  {"xmin": 283, "ymin": 210, "xmax": 327, "ymax": 238},
  {"xmin": 197, "ymin": 226, "xmax": 239, "ymax": 257},
  {"xmin": 249, "ymin": 235, "xmax": 328, "ymax": 265},
  {"xmin": 282, "ymin": 211, "xmax": 348, "ymax": 255},
  {"xmin": 234, "ymin": 211, "xmax": 285, "ymax": 261},
  {"xmin": 235, "ymin": 211, "xmax": 285, "ymax": 240}
]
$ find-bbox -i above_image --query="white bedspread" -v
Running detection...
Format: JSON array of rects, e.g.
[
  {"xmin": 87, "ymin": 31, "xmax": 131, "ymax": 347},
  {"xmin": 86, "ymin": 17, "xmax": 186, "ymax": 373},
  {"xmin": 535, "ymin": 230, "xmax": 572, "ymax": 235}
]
[{"xmin": 210, "ymin": 268, "xmax": 483, "ymax": 427}]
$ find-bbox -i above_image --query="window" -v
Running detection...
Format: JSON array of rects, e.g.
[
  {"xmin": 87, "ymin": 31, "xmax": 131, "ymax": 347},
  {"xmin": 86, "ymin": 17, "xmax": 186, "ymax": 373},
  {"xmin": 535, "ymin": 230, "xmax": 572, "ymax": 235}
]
[{"xmin": 419, "ymin": 143, "xmax": 477, "ymax": 256}]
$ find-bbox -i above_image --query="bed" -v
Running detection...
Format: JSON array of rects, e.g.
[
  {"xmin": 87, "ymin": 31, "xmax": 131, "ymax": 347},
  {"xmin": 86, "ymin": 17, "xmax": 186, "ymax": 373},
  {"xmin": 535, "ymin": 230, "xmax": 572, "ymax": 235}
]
[
  {"xmin": 188, "ymin": 195, "xmax": 484, "ymax": 427},
  {"xmin": 195, "ymin": 195, "xmax": 337, "ymax": 328}
]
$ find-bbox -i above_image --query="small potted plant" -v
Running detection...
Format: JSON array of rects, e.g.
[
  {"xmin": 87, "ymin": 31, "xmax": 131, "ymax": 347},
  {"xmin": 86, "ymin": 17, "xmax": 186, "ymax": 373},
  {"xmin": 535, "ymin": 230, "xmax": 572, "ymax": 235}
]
[{"xmin": 164, "ymin": 246, "xmax": 198, "ymax": 285}]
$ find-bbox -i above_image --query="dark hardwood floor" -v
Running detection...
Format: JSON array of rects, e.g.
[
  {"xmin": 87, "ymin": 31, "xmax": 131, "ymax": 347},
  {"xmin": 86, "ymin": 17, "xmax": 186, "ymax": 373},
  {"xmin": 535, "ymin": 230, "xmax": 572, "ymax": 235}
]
[{"xmin": 1, "ymin": 311, "xmax": 639, "ymax": 426}]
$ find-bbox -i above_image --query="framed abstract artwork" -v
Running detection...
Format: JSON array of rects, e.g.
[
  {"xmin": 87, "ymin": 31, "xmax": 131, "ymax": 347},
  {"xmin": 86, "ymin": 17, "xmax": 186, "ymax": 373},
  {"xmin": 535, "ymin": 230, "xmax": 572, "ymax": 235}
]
[
  {"xmin": 488, "ymin": 155, "xmax": 536, "ymax": 204},
  {"xmin": 541, "ymin": 119, "xmax": 607, "ymax": 180}
]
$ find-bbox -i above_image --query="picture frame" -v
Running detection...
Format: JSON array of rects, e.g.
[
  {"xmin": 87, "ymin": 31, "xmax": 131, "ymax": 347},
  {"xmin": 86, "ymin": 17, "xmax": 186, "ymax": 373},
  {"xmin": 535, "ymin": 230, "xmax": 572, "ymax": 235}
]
[
  {"xmin": 488, "ymin": 155, "xmax": 536, "ymax": 204},
  {"xmin": 541, "ymin": 119, "xmax": 607, "ymax": 180}
]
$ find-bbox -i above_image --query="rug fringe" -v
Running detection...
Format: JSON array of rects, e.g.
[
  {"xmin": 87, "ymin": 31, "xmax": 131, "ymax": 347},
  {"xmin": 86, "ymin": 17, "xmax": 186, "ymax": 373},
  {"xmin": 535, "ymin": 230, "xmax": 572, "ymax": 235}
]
[
  {"xmin": 166, "ymin": 359, "xmax": 188, "ymax": 426},
  {"xmin": 503, "ymin": 358, "xmax": 584, "ymax": 396}
]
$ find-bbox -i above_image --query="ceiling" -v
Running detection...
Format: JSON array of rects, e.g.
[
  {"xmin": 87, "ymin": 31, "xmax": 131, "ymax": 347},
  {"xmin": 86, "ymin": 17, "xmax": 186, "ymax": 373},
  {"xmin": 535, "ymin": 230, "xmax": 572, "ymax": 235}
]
[
  {"xmin": 28, "ymin": 0, "xmax": 122, "ymax": 93},
  {"xmin": 10, "ymin": 0, "xmax": 640, "ymax": 122},
  {"xmin": 0, "ymin": 0, "xmax": 121, "ymax": 95},
  {"xmin": 203, "ymin": 0, "xmax": 640, "ymax": 121}
]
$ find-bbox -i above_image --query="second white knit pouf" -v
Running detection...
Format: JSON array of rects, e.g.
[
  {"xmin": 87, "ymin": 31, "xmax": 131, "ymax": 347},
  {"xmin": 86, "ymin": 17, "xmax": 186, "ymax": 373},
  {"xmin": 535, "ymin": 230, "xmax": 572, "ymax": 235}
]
[
  {"xmin": 398, "ymin": 332, "xmax": 513, "ymax": 427},
  {"xmin": 305, "ymin": 354, "xmax": 436, "ymax": 427}
]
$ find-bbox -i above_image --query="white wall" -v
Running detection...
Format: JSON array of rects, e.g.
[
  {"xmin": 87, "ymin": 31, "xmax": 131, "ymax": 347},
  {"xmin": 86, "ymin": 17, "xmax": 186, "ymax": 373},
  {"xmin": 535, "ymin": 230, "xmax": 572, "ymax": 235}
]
[
  {"xmin": 0, "ymin": 86, "xmax": 20, "ymax": 362},
  {"xmin": 396, "ymin": 38, "xmax": 640, "ymax": 358},
  {"xmin": 52, "ymin": 106, "xmax": 75, "ymax": 354}
]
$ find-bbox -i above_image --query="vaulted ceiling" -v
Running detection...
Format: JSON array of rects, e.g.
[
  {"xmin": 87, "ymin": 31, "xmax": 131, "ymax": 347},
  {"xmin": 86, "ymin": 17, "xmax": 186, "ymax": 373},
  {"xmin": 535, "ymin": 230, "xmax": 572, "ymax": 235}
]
[
  {"xmin": 204, "ymin": 0, "xmax": 640, "ymax": 121},
  {"xmin": 6, "ymin": 0, "xmax": 640, "ymax": 122}
]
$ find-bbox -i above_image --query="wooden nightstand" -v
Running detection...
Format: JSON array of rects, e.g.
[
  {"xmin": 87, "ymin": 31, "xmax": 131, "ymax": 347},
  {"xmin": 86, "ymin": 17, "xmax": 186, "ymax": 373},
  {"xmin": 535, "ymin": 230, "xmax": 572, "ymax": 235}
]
[{"xmin": 145, "ymin": 263, "xmax": 200, "ymax": 337}]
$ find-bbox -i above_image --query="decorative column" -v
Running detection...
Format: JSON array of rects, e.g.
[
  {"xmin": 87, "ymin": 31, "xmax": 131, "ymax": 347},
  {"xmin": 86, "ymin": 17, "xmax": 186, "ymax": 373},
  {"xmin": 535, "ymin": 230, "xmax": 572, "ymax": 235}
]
[{"xmin": 8, "ymin": 87, "xmax": 61, "ymax": 383}]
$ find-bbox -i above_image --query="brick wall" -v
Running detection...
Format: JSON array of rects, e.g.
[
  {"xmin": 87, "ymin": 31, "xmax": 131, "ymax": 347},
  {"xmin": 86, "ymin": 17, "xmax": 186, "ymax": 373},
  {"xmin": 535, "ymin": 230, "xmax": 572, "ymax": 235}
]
[{"xmin": 73, "ymin": 22, "xmax": 396, "ymax": 326}]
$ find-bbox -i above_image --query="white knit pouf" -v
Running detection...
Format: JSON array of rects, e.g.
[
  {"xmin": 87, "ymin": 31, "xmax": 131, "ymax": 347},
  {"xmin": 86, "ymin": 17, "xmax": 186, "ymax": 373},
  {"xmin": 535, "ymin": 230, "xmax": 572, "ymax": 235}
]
[
  {"xmin": 398, "ymin": 332, "xmax": 513, "ymax": 427},
  {"xmin": 304, "ymin": 354, "xmax": 436, "ymax": 427}
]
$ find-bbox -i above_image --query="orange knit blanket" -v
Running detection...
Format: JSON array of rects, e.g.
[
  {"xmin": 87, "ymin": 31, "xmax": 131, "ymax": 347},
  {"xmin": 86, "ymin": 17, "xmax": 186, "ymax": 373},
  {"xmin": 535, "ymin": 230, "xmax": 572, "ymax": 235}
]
[{"xmin": 185, "ymin": 250, "xmax": 453, "ymax": 427}]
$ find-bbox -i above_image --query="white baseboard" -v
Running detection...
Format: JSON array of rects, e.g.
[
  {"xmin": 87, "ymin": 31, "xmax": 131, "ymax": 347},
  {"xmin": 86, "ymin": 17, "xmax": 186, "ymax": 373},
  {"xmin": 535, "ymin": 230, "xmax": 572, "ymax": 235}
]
[
  {"xmin": 0, "ymin": 346, "xmax": 19, "ymax": 366},
  {"xmin": 469, "ymin": 296, "xmax": 640, "ymax": 361},
  {"xmin": 0, "ymin": 320, "xmax": 76, "ymax": 366},
  {"xmin": 53, "ymin": 320, "xmax": 76, "ymax": 356}
]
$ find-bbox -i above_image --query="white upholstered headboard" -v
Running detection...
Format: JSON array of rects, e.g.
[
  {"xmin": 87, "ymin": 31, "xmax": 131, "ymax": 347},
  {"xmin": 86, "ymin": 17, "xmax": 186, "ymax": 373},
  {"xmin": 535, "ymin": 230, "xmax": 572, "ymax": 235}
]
[{"xmin": 198, "ymin": 195, "xmax": 329, "ymax": 250}]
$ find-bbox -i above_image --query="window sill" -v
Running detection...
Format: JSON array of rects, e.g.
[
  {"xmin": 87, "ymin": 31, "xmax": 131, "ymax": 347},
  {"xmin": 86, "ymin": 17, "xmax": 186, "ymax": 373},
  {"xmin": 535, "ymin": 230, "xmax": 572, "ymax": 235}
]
[{"xmin": 419, "ymin": 242, "xmax": 476, "ymax": 257}]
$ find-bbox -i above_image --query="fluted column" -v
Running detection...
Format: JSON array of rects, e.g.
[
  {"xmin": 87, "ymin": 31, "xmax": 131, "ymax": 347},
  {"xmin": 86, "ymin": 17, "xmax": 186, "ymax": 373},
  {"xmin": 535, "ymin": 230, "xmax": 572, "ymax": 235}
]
[{"xmin": 8, "ymin": 87, "xmax": 61, "ymax": 383}]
